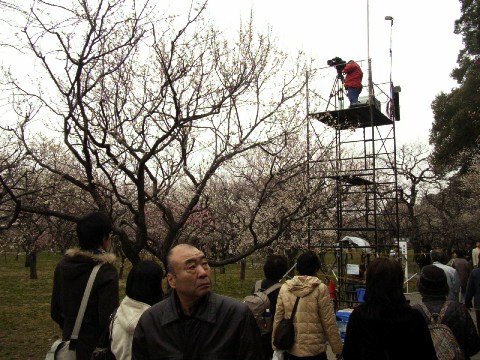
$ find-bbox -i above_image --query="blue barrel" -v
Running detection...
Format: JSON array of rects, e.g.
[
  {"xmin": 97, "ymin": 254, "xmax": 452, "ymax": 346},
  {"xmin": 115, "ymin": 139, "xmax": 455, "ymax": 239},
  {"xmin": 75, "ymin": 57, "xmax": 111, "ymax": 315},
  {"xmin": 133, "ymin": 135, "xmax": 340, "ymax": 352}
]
[
  {"xmin": 336, "ymin": 310, "xmax": 353, "ymax": 343},
  {"xmin": 356, "ymin": 288, "xmax": 366, "ymax": 303}
]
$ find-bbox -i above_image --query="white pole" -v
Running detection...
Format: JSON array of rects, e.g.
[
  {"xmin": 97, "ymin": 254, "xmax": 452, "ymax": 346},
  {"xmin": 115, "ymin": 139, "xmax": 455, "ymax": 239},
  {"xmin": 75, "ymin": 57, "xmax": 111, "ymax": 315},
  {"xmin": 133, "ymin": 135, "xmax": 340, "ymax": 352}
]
[
  {"xmin": 367, "ymin": 0, "xmax": 370, "ymax": 61},
  {"xmin": 400, "ymin": 241, "xmax": 409, "ymax": 292}
]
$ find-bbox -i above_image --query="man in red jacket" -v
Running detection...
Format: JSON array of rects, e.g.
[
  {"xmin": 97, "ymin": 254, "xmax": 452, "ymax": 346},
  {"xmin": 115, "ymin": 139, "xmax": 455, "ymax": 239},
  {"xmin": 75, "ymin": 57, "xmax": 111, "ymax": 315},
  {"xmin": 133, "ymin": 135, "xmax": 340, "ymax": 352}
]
[{"xmin": 342, "ymin": 60, "xmax": 363, "ymax": 106}]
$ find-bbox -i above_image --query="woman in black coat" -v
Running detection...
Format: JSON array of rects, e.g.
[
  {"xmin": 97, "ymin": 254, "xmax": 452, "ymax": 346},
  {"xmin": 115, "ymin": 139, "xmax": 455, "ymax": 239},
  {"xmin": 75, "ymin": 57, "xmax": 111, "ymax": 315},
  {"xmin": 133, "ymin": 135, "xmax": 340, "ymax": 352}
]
[{"xmin": 342, "ymin": 257, "xmax": 437, "ymax": 360}]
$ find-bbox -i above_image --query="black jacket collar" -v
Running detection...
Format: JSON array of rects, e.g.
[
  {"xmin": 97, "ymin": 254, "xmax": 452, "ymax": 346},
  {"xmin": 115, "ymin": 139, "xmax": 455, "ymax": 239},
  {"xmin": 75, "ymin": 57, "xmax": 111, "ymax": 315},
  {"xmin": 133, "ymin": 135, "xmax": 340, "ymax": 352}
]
[{"xmin": 162, "ymin": 291, "xmax": 217, "ymax": 326}]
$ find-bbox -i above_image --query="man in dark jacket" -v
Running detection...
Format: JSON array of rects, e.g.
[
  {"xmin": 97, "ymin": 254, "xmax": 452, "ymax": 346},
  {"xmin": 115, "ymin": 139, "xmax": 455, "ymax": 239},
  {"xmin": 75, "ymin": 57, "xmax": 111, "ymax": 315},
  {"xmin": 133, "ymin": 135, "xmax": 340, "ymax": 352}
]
[
  {"xmin": 132, "ymin": 244, "xmax": 264, "ymax": 360},
  {"xmin": 51, "ymin": 212, "xmax": 119, "ymax": 360}
]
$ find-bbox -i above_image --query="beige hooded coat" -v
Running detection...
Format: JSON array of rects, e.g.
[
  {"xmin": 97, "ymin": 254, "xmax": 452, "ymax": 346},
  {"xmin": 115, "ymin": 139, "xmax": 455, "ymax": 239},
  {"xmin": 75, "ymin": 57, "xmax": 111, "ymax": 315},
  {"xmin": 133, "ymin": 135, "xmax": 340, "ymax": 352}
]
[{"xmin": 272, "ymin": 276, "xmax": 342, "ymax": 357}]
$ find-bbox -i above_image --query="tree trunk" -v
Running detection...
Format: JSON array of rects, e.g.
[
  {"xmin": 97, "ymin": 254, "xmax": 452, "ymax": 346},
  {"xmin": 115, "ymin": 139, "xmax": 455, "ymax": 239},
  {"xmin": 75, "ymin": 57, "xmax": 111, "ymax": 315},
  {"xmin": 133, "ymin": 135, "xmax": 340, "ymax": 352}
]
[
  {"xmin": 29, "ymin": 251, "xmax": 38, "ymax": 279},
  {"xmin": 240, "ymin": 258, "xmax": 246, "ymax": 281},
  {"xmin": 286, "ymin": 248, "xmax": 298, "ymax": 273},
  {"xmin": 119, "ymin": 256, "xmax": 126, "ymax": 280},
  {"xmin": 119, "ymin": 233, "xmax": 141, "ymax": 265}
]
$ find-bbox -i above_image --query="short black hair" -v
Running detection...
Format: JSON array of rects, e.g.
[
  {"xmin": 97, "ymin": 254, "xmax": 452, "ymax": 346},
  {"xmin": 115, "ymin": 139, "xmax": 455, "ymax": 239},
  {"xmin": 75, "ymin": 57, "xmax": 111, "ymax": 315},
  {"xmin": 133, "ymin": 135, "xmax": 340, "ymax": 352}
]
[
  {"xmin": 76, "ymin": 212, "xmax": 112, "ymax": 250},
  {"xmin": 126, "ymin": 260, "xmax": 164, "ymax": 306},
  {"xmin": 263, "ymin": 255, "xmax": 288, "ymax": 281},
  {"xmin": 430, "ymin": 249, "xmax": 445, "ymax": 263},
  {"xmin": 453, "ymin": 249, "xmax": 464, "ymax": 258},
  {"xmin": 296, "ymin": 251, "xmax": 321, "ymax": 276}
]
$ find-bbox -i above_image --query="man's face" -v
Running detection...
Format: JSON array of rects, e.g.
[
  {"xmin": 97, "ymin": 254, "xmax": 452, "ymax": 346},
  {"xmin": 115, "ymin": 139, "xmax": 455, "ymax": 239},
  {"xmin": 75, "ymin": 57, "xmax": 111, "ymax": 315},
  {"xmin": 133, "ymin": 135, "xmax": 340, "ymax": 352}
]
[{"xmin": 167, "ymin": 246, "xmax": 212, "ymax": 304}]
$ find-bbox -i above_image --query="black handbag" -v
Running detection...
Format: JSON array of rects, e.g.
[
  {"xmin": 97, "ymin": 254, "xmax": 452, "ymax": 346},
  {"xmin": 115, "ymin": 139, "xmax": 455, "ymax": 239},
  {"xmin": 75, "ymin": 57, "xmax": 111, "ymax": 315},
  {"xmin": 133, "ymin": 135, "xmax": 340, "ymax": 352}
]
[
  {"xmin": 273, "ymin": 296, "xmax": 300, "ymax": 351},
  {"xmin": 91, "ymin": 347, "xmax": 115, "ymax": 360},
  {"xmin": 90, "ymin": 307, "xmax": 118, "ymax": 360}
]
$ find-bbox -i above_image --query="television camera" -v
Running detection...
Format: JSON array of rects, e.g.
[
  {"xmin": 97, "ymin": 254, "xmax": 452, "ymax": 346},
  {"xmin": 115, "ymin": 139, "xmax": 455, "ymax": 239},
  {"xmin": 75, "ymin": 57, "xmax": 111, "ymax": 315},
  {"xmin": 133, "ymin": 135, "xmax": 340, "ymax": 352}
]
[{"xmin": 327, "ymin": 57, "xmax": 346, "ymax": 79}]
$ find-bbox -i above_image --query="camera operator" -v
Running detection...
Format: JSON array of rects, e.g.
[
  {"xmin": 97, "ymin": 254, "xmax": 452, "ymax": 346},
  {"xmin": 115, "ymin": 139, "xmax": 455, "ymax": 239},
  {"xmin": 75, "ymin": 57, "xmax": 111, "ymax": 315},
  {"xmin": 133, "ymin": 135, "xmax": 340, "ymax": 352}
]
[{"xmin": 342, "ymin": 60, "xmax": 363, "ymax": 106}]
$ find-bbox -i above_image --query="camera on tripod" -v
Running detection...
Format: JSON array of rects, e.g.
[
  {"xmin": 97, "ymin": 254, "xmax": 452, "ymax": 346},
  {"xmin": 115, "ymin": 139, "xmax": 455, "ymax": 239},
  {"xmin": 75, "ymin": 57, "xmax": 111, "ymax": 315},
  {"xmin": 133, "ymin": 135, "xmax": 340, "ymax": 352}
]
[{"xmin": 327, "ymin": 57, "xmax": 346, "ymax": 79}]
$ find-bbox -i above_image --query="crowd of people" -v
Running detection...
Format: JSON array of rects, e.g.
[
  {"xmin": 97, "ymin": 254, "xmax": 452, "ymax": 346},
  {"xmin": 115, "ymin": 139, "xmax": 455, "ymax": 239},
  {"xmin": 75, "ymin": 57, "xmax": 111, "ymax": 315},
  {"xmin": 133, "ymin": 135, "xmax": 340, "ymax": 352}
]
[{"xmin": 49, "ymin": 211, "xmax": 480, "ymax": 360}]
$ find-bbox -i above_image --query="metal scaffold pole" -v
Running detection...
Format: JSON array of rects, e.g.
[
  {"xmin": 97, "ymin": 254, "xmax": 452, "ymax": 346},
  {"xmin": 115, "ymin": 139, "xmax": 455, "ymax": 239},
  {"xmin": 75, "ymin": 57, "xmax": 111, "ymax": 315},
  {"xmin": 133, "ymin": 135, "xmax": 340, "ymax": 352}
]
[{"xmin": 306, "ymin": 71, "xmax": 311, "ymax": 249}]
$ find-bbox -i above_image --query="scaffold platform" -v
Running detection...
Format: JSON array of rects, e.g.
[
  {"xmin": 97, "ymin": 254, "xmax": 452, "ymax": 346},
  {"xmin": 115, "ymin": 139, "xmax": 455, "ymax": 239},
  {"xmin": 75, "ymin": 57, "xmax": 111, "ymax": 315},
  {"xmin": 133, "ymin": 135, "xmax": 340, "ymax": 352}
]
[{"xmin": 309, "ymin": 104, "xmax": 393, "ymax": 129}]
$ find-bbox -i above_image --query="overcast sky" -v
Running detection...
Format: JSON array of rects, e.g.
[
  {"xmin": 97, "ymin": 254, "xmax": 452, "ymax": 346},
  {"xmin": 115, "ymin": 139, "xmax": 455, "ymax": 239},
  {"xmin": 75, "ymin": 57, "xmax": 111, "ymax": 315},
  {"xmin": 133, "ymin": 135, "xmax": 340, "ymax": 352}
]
[
  {"xmin": 202, "ymin": 0, "xmax": 463, "ymax": 146},
  {"xmin": 1, "ymin": 0, "xmax": 463, "ymax": 147}
]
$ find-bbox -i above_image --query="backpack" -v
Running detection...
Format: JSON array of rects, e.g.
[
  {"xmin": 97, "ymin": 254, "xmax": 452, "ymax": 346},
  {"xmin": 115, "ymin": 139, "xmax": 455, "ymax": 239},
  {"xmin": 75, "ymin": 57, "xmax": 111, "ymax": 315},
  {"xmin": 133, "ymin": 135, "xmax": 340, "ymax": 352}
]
[
  {"xmin": 418, "ymin": 301, "xmax": 464, "ymax": 360},
  {"xmin": 243, "ymin": 280, "xmax": 282, "ymax": 335}
]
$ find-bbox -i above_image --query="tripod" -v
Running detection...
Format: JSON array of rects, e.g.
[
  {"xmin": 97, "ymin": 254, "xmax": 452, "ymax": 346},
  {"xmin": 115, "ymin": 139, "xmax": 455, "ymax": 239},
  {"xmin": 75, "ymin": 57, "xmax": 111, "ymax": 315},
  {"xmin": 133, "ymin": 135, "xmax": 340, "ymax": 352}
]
[{"xmin": 326, "ymin": 74, "xmax": 345, "ymax": 111}]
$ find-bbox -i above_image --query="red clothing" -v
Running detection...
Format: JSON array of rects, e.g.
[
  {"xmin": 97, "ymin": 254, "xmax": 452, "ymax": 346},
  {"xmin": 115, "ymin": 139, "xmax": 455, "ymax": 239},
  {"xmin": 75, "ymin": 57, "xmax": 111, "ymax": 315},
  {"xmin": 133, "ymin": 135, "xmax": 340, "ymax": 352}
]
[{"xmin": 343, "ymin": 61, "xmax": 363, "ymax": 89}]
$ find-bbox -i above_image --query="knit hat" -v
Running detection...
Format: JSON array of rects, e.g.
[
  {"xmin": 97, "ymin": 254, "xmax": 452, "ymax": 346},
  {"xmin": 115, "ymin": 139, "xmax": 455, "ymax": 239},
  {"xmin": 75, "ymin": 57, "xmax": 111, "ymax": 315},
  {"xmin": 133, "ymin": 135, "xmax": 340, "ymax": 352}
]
[{"xmin": 417, "ymin": 265, "xmax": 449, "ymax": 297}]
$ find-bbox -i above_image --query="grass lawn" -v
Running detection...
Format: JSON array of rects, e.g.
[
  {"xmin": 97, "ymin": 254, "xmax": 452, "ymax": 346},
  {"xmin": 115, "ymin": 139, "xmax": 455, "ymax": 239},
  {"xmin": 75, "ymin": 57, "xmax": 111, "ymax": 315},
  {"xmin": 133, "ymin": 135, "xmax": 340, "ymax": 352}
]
[
  {"xmin": 0, "ymin": 251, "xmax": 419, "ymax": 359},
  {"xmin": 0, "ymin": 253, "xmax": 58, "ymax": 360}
]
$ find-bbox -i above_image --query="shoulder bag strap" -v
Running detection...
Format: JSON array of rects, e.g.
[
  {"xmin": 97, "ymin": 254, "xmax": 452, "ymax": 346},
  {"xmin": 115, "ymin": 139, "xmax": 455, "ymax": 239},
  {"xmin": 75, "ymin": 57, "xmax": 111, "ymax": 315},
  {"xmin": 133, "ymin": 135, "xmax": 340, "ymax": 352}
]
[
  {"xmin": 438, "ymin": 300, "xmax": 451, "ymax": 322},
  {"xmin": 417, "ymin": 302, "xmax": 433, "ymax": 323},
  {"xmin": 69, "ymin": 264, "xmax": 102, "ymax": 348},
  {"xmin": 254, "ymin": 279, "xmax": 263, "ymax": 292},
  {"xmin": 290, "ymin": 297, "xmax": 300, "ymax": 319},
  {"xmin": 263, "ymin": 282, "xmax": 282, "ymax": 296}
]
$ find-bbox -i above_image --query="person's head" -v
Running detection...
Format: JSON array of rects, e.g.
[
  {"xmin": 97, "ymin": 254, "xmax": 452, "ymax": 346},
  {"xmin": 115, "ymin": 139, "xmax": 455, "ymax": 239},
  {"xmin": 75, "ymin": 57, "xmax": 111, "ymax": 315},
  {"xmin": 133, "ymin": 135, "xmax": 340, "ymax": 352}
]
[
  {"xmin": 416, "ymin": 265, "xmax": 448, "ymax": 299},
  {"xmin": 430, "ymin": 249, "xmax": 445, "ymax": 263},
  {"xmin": 167, "ymin": 244, "xmax": 211, "ymax": 305},
  {"xmin": 476, "ymin": 241, "xmax": 480, "ymax": 249},
  {"xmin": 263, "ymin": 255, "xmax": 288, "ymax": 282},
  {"xmin": 364, "ymin": 257, "xmax": 405, "ymax": 306},
  {"xmin": 76, "ymin": 212, "xmax": 112, "ymax": 251},
  {"xmin": 296, "ymin": 251, "xmax": 321, "ymax": 276},
  {"xmin": 126, "ymin": 260, "xmax": 164, "ymax": 306},
  {"xmin": 452, "ymin": 249, "xmax": 463, "ymax": 258}
]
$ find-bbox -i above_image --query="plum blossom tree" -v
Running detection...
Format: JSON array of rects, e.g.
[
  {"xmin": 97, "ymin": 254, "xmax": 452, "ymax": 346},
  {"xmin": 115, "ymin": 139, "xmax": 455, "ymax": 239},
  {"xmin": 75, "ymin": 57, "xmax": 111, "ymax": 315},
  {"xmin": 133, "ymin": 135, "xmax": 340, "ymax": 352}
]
[{"xmin": 2, "ymin": 0, "xmax": 329, "ymax": 267}]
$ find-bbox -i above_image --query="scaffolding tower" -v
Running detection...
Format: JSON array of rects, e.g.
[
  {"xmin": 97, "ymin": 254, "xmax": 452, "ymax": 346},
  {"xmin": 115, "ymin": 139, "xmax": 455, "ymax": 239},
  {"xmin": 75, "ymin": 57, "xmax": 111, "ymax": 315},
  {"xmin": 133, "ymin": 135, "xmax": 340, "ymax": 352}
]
[{"xmin": 306, "ymin": 59, "xmax": 401, "ymax": 308}]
